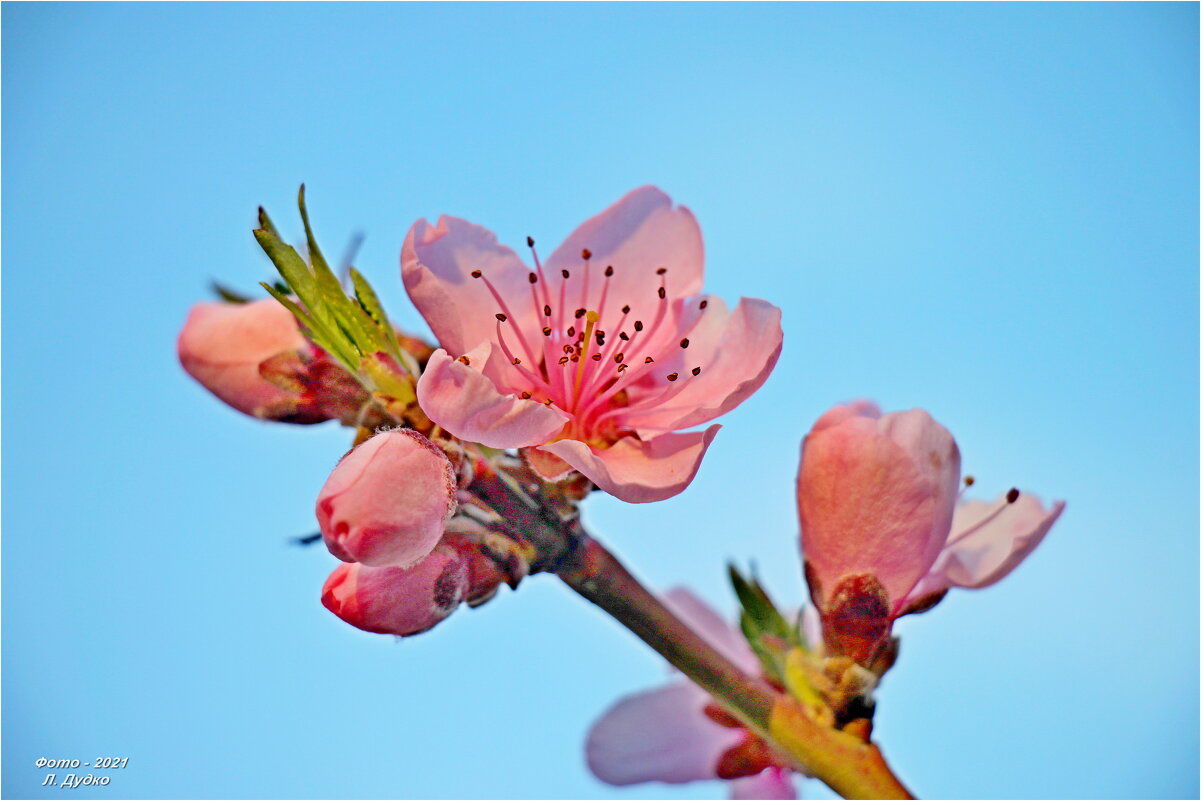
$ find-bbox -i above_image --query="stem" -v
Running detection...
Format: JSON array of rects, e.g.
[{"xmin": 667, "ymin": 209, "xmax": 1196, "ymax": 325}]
[{"xmin": 471, "ymin": 470, "xmax": 913, "ymax": 799}]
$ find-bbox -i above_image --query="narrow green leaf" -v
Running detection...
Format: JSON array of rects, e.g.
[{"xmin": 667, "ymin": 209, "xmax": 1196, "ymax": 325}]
[
  {"xmin": 350, "ymin": 267, "xmax": 402, "ymax": 355},
  {"xmin": 257, "ymin": 206, "xmax": 282, "ymax": 240},
  {"xmin": 210, "ymin": 281, "xmax": 250, "ymax": 304}
]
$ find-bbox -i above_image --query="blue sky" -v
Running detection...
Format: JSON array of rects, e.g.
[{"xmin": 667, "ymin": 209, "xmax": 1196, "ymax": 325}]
[{"xmin": 3, "ymin": 3, "xmax": 1197, "ymax": 799}]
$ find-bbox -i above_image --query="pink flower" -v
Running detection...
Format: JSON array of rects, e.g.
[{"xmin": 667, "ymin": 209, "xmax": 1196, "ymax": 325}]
[
  {"xmin": 317, "ymin": 429, "xmax": 458, "ymax": 569},
  {"xmin": 586, "ymin": 589, "xmax": 798, "ymax": 799},
  {"xmin": 178, "ymin": 299, "xmax": 364, "ymax": 423},
  {"xmin": 321, "ymin": 546, "xmax": 468, "ymax": 636},
  {"xmin": 402, "ymin": 187, "xmax": 783, "ymax": 503},
  {"xmin": 797, "ymin": 401, "xmax": 1064, "ymax": 660}
]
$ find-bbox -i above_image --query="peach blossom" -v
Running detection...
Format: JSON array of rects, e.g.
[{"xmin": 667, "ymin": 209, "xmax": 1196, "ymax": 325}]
[{"xmin": 403, "ymin": 187, "xmax": 782, "ymax": 503}]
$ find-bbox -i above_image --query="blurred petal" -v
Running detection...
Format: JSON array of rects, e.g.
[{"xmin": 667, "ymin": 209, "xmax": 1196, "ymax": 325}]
[
  {"xmin": 729, "ymin": 768, "xmax": 797, "ymax": 800},
  {"xmin": 663, "ymin": 588, "xmax": 758, "ymax": 673},
  {"xmin": 586, "ymin": 682, "xmax": 742, "ymax": 786},
  {"xmin": 321, "ymin": 548, "xmax": 468, "ymax": 637}
]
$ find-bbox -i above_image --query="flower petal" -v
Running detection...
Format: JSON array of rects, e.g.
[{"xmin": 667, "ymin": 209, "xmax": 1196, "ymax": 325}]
[
  {"xmin": 402, "ymin": 216, "xmax": 538, "ymax": 356},
  {"xmin": 545, "ymin": 186, "xmax": 704, "ymax": 326},
  {"xmin": 909, "ymin": 492, "xmax": 1065, "ymax": 600},
  {"xmin": 663, "ymin": 588, "xmax": 759, "ymax": 674},
  {"xmin": 729, "ymin": 768, "xmax": 797, "ymax": 800},
  {"xmin": 810, "ymin": 400, "xmax": 882, "ymax": 433},
  {"xmin": 417, "ymin": 345, "xmax": 569, "ymax": 449},
  {"xmin": 542, "ymin": 425, "xmax": 720, "ymax": 503},
  {"xmin": 586, "ymin": 682, "xmax": 742, "ymax": 786},
  {"xmin": 618, "ymin": 297, "xmax": 783, "ymax": 436}
]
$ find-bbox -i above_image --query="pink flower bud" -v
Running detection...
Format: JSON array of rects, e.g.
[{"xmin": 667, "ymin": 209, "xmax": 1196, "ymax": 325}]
[
  {"xmin": 178, "ymin": 299, "xmax": 334, "ymax": 423},
  {"xmin": 317, "ymin": 429, "xmax": 457, "ymax": 568},
  {"xmin": 798, "ymin": 403, "xmax": 960, "ymax": 662},
  {"xmin": 321, "ymin": 547, "xmax": 468, "ymax": 636}
]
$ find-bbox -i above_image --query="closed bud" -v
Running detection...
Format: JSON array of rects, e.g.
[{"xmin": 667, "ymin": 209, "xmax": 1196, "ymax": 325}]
[
  {"xmin": 318, "ymin": 429, "xmax": 457, "ymax": 568},
  {"xmin": 321, "ymin": 548, "xmax": 468, "ymax": 636}
]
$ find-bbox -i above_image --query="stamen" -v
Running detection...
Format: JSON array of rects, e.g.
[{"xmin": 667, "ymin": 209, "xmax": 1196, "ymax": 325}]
[
  {"xmin": 1007, "ymin": 487, "xmax": 1020, "ymax": 503},
  {"xmin": 692, "ymin": 367, "xmax": 701, "ymax": 376},
  {"xmin": 944, "ymin": 489, "xmax": 1022, "ymax": 548},
  {"xmin": 558, "ymin": 356, "xmax": 569, "ymax": 365},
  {"xmin": 644, "ymin": 356, "xmax": 654, "ymax": 363},
  {"xmin": 634, "ymin": 320, "xmax": 644, "ymax": 331},
  {"xmin": 470, "ymin": 270, "xmax": 482, "ymax": 278},
  {"xmin": 658, "ymin": 286, "xmax": 667, "ymax": 299},
  {"xmin": 667, "ymin": 372, "xmax": 679, "ymax": 381},
  {"xmin": 591, "ymin": 353, "xmax": 601, "ymax": 361},
  {"xmin": 615, "ymin": 353, "xmax": 624, "ymax": 364},
  {"xmin": 680, "ymin": 338, "xmax": 690, "ymax": 348},
  {"xmin": 543, "ymin": 304, "xmax": 552, "ymax": 317},
  {"xmin": 575, "ymin": 308, "xmax": 587, "ymax": 319},
  {"xmin": 619, "ymin": 332, "xmax": 629, "ymax": 341},
  {"xmin": 496, "ymin": 313, "xmax": 507, "ymax": 322},
  {"xmin": 604, "ymin": 265, "xmax": 614, "ymax": 277},
  {"xmin": 581, "ymin": 248, "xmax": 592, "ymax": 260},
  {"xmin": 542, "ymin": 327, "xmax": 552, "ymax": 336},
  {"xmin": 528, "ymin": 273, "xmax": 538, "ymax": 284},
  {"xmin": 562, "ymin": 269, "xmax": 570, "ymax": 279},
  {"xmin": 622, "ymin": 305, "xmax": 631, "ymax": 314},
  {"xmin": 567, "ymin": 326, "xmax": 576, "ymax": 337},
  {"xmin": 964, "ymin": 476, "xmax": 975, "ymax": 487},
  {"xmin": 656, "ymin": 267, "xmax": 667, "ymax": 275},
  {"xmin": 699, "ymin": 300, "xmax": 708, "ymax": 309}
]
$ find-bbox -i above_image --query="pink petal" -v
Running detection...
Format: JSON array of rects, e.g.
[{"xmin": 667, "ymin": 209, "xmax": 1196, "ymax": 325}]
[
  {"xmin": 617, "ymin": 297, "xmax": 783, "ymax": 436},
  {"xmin": 798, "ymin": 408, "xmax": 959, "ymax": 612},
  {"xmin": 910, "ymin": 492, "xmax": 1065, "ymax": 598},
  {"xmin": 417, "ymin": 345, "xmax": 569, "ymax": 449},
  {"xmin": 542, "ymin": 425, "xmax": 720, "ymax": 504},
  {"xmin": 544, "ymin": 186, "xmax": 704, "ymax": 327},
  {"xmin": 663, "ymin": 588, "xmax": 759, "ymax": 674},
  {"xmin": 177, "ymin": 299, "xmax": 312, "ymax": 419},
  {"xmin": 729, "ymin": 768, "xmax": 797, "ymax": 800},
  {"xmin": 586, "ymin": 682, "xmax": 742, "ymax": 786},
  {"xmin": 321, "ymin": 548, "xmax": 469, "ymax": 637},
  {"xmin": 317, "ymin": 429, "xmax": 457, "ymax": 568},
  {"xmin": 402, "ymin": 216, "xmax": 538, "ymax": 356}
]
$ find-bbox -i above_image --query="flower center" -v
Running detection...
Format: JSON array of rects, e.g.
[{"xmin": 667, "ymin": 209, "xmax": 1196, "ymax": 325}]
[{"xmin": 467, "ymin": 239, "xmax": 710, "ymax": 443}]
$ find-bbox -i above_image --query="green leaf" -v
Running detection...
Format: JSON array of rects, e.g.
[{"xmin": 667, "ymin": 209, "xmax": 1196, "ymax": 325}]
[
  {"xmin": 210, "ymin": 281, "xmax": 250, "ymax": 304},
  {"xmin": 257, "ymin": 206, "xmax": 282, "ymax": 240}
]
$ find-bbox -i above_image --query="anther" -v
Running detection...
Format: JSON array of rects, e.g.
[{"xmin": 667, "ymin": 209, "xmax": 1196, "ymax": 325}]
[
  {"xmin": 591, "ymin": 353, "xmax": 601, "ymax": 361},
  {"xmin": 511, "ymin": 357, "xmax": 522, "ymax": 365},
  {"xmin": 964, "ymin": 476, "xmax": 975, "ymax": 487},
  {"xmin": 691, "ymin": 367, "xmax": 701, "ymax": 376},
  {"xmin": 699, "ymin": 300, "xmax": 708, "ymax": 309},
  {"xmin": 528, "ymin": 273, "xmax": 538, "ymax": 284},
  {"xmin": 604, "ymin": 265, "xmax": 614, "ymax": 277},
  {"xmin": 470, "ymin": 270, "xmax": 482, "ymax": 279},
  {"xmin": 621, "ymin": 304, "xmax": 631, "ymax": 314},
  {"xmin": 558, "ymin": 356, "xmax": 569, "ymax": 365},
  {"xmin": 667, "ymin": 372, "xmax": 679, "ymax": 381},
  {"xmin": 495, "ymin": 313, "xmax": 508, "ymax": 322},
  {"xmin": 619, "ymin": 332, "xmax": 629, "ymax": 341},
  {"xmin": 575, "ymin": 308, "xmax": 587, "ymax": 319},
  {"xmin": 656, "ymin": 267, "xmax": 667, "ymax": 275},
  {"xmin": 543, "ymin": 399, "xmax": 552, "ymax": 406},
  {"xmin": 680, "ymin": 338, "xmax": 690, "ymax": 348},
  {"xmin": 571, "ymin": 355, "xmax": 580, "ymax": 362},
  {"xmin": 1006, "ymin": 488, "xmax": 1020, "ymax": 503},
  {"xmin": 520, "ymin": 391, "xmax": 532, "ymax": 399},
  {"xmin": 581, "ymin": 248, "xmax": 592, "ymax": 260},
  {"xmin": 567, "ymin": 326, "xmax": 576, "ymax": 337},
  {"xmin": 526, "ymin": 236, "xmax": 535, "ymax": 247},
  {"xmin": 634, "ymin": 320, "xmax": 644, "ymax": 331},
  {"xmin": 644, "ymin": 356, "xmax": 654, "ymax": 364},
  {"xmin": 615, "ymin": 353, "xmax": 624, "ymax": 364},
  {"xmin": 543, "ymin": 304, "xmax": 551, "ymax": 317},
  {"xmin": 542, "ymin": 327, "xmax": 553, "ymax": 336},
  {"xmin": 657, "ymin": 286, "xmax": 666, "ymax": 299},
  {"xmin": 618, "ymin": 364, "xmax": 628, "ymax": 372},
  {"xmin": 561, "ymin": 269, "xmax": 570, "ymax": 279},
  {"xmin": 457, "ymin": 355, "xmax": 471, "ymax": 365},
  {"xmin": 563, "ymin": 344, "xmax": 574, "ymax": 354}
]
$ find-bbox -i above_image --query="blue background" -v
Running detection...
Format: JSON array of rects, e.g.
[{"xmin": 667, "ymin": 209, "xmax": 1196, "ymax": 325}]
[{"xmin": 4, "ymin": 3, "xmax": 1197, "ymax": 799}]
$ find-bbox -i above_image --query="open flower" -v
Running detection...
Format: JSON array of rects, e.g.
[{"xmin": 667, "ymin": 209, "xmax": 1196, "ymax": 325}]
[
  {"xmin": 586, "ymin": 589, "xmax": 799, "ymax": 799},
  {"xmin": 403, "ymin": 186, "xmax": 782, "ymax": 503},
  {"xmin": 797, "ymin": 401, "xmax": 1065, "ymax": 661}
]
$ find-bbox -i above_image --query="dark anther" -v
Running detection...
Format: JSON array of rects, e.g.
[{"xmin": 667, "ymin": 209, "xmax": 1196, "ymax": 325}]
[
  {"xmin": 542, "ymin": 327, "xmax": 553, "ymax": 336},
  {"xmin": 520, "ymin": 391, "xmax": 532, "ymax": 399},
  {"xmin": 495, "ymin": 313, "xmax": 508, "ymax": 322},
  {"xmin": 1007, "ymin": 488, "xmax": 1021, "ymax": 503},
  {"xmin": 680, "ymin": 338, "xmax": 690, "ymax": 348},
  {"xmin": 528, "ymin": 273, "xmax": 538, "ymax": 284},
  {"xmin": 512, "ymin": 357, "xmax": 522, "ymax": 365},
  {"xmin": 615, "ymin": 353, "xmax": 624, "ymax": 364},
  {"xmin": 699, "ymin": 299, "xmax": 709, "ymax": 309},
  {"xmin": 575, "ymin": 308, "xmax": 586, "ymax": 319},
  {"xmin": 591, "ymin": 353, "xmax": 601, "ymax": 361},
  {"xmin": 457, "ymin": 355, "xmax": 471, "ymax": 365},
  {"xmin": 657, "ymin": 286, "xmax": 666, "ymax": 299},
  {"xmin": 526, "ymin": 236, "xmax": 535, "ymax": 247},
  {"xmin": 644, "ymin": 356, "xmax": 654, "ymax": 363},
  {"xmin": 692, "ymin": 367, "xmax": 702, "ymax": 376},
  {"xmin": 543, "ymin": 304, "xmax": 551, "ymax": 316},
  {"xmin": 634, "ymin": 320, "xmax": 644, "ymax": 331},
  {"xmin": 558, "ymin": 356, "xmax": 569, "ymax": 365},
  {"xmin": 470, "ymin": 270, "xmax": 482, "ymax": 278},
  {"xmin": 567, "ymin": 326, "xmax": 576, "ymax": 337},
  {"xmin": 604, "ymin": 265, "xmax": 614, "ymax": 277},
  {"xmin": 581, "ymin": 248, "xmax": 592, "ymax": 260},
  {"xmin": 667, "ymin": 372, "xmax": 679, "ymax": 381},
  {"xmin": 656, "ymin": 267, "xmax": 667, "ymax": 275},
  {"xmin": 561, "ymin": 269, "xmax": 570, "ymax": 279},
  {"xmin": 618, "ymin": 364, "xmax": 628, "ymax": 372},
  {"xmin": 619, "ymin": 332, "xmax": 629, "ymax": 341}
]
